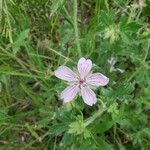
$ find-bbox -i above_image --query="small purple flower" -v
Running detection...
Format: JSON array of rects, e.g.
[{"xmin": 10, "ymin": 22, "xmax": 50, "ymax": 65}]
[{"xmin": 54, "ymin": 57, "xmax": 109, "ymax": 106}]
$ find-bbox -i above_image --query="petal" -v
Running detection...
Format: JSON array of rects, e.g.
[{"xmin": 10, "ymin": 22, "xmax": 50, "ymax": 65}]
[
  {"xmin": 81, "ymin": 85, "xmax": 97, "ymax": 106},
  {"xmin": 77, "ymin": 57, "xmax": 92, "ymax": 79},
  {"xmin": 54, "ymin": 66, "xmax": 78, "ymax": 81},
  {"xmin": 87, "ymin": 73, "xmax": 109, "ymax": 86},
  {"xmin": 60, "ymin": 84, "xmax": 79, "ymax": 103}
]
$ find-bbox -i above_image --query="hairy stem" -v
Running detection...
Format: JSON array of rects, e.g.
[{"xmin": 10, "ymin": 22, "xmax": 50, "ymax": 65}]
[
  {"xmin": 73, "ymin": 0, "xmax": 82, "ymax": 57},
  {"xmin": 84, "ymin": 107, "xmax": 106, "ymax": 127},
  {"xmin": 143, "ymin": 41, "xmax": 149, "ymax": 63}
]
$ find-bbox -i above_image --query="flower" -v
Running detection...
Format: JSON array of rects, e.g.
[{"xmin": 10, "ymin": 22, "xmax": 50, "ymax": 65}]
[{"xmin": 54, "ymin": 57, "xmax": 109, "ymax": 106}]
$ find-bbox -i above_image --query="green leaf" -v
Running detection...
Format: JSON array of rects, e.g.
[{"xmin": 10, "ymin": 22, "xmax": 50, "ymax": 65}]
[
  {"xmin": 99, "ymin": 10, "xmax": 115, "ymax": 26},
  {"xmin": 96, "ymin": 137, "xmax": 114, "ymax": 150},
  {"xmin": 51, "ymin": 123, "xmax": 68, "ymax": 135},
  {"xmin": 68, "ymin": 120, "xmax": 84, "ymax": 135},
  {"xmin": 63, "ymin": 133, "xmax": 75, "ymax": 146},
  {"xmin": 92, "ymin": 119, "xmax": 115, "ymax": 134},
  {"xmin": 0, "ymin": 108, "xmax": 8, "ymax": 123},
  {"xmin": 36, "ymin": 117, "xmax": 51, "ymax": 128},
  {"xmin": 50, "ymin": 0, "xmax": 65, "ymax": 17},
  {"xmin": 21, "ymin": 84, "xmax": 43, "ymax": 105},
  {"xmin": 12, "ymin": 29, "xmax": 30, "ymax": 54}
]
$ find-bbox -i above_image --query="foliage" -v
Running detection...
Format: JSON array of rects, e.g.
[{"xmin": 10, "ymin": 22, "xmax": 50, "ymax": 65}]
[{"xmin": 0, "ymin": 0, "xmax": 149, "ymax": 149}]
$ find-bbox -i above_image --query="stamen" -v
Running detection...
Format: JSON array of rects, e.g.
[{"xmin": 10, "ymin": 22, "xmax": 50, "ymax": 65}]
[{"xmin": 79, "ymin": 80, "xmax": 84, "ymax": 85}]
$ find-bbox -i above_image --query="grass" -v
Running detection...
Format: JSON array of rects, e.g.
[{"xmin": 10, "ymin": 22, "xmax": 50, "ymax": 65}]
[{"xmin": 0, "ymin": 0, "xmax": 150, "ymax": 149}]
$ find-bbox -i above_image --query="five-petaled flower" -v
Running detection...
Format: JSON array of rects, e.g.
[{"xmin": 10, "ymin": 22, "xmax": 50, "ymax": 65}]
[{"xmin": 54, "ymin": 57, "xmax": 109, "ymax": 106}]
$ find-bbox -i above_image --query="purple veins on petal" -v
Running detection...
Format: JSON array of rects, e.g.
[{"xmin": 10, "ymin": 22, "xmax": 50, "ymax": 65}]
[
  {"xmin": 54, "ymin": 66, "xmax": 78, "ymax": 82},
  {"xmin": 87, "ymin": 73, "xmax": 109, "ymax": 87},
  {"xmin": 81, "ymin": 85, "xmax": 97, "ymax": 106},
  {"xmin": 60, "ymin": 84, "xmax": 79, "ymax": 103},
  {"xmin": 77, "ymin": 57, "xmax": 92, "ymax": 79},
  {"xmin": 54, "ymin": 57, "xmax": 109, "ymax": 106}
]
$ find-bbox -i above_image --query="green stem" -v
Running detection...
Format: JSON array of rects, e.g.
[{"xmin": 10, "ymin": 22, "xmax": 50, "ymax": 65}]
[
  {"xmin": 73, "ymin": 0, "xmax": 81, "ymax": 57},
  {"xmin": 143, "ymin": 42, "xmax": 149, "ymax": 63},
  {"xmin": 84, "ymin": 107, "xmax": 106, "ymax": 127},
  {"xmin": 63, "ymin": 6, "xmax": 74, "ymax": 27},
  {"xmin": 4, "ymin": 0, "xmax": 13, "ymax": 43}
]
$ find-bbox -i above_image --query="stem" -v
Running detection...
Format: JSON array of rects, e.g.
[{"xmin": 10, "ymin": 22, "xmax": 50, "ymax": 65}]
[
  {"xmin": 143, "ymin": 41, "xmax": 149, "ymax": 63},
  {"xmin": 73, "ymin": 0, "xmax": 82, "ymax": 57},
  {"xmin": 63, "ymin": 6, "xmax": 74, "ymax": 26},
  {"xmin": 84, "ymin": 107, "xmax": 106, "ymax": 127},
  {"xmin": 4, "ymin": 0, "xmax": 13, "ymax": 43},
  {"xmin": 127, "ymin": 70, "xmax": 137, "ymax": 82}
]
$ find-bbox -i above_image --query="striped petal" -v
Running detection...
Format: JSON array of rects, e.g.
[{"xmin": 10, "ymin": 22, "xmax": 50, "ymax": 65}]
[
  {"xmin": 54, "ymin": 66, "xmax": 78, "ymax": 81},
  {"xmin": 60, "ymin": 84, "xmax": 79, "ymax": 103},
  {"xmin": 81, "ymin": 85, "xmax": 97, "ymax": 106},
  {"xmin": 77, "ymin": 58, "xmax": 92, "ymax": 79},
  {"xmin": 87, "ymin": 73, "xmax": 109, "ymax": 87}
]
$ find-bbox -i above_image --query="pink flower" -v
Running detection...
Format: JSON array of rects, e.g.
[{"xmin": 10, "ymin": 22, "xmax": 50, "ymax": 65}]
[{"xmin": 54, "ymin": 58, "xmax": 109, "ymax": 106}]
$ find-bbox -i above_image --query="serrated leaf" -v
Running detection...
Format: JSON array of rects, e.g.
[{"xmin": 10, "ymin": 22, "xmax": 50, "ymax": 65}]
[
  {"xmin": 50, "ymin": 0, "xmax": 65, "ymax": 17},
  {"xmin": 96, "ymin": 137, "xmax": 114, "ymax": 150},
  {"xmin": 51, "ymin": 123, "xmax": 68, "ymax": 135},
  {"xmin": 36, "ymin": 117, "xmax": 51, "ymax": 128},
  {"xmin": 12, "ymin": 29, "xmax": 30, "ymax": 54}
]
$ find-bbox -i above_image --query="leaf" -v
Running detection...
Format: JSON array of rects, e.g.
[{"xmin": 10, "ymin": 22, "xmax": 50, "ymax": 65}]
[
  {"xmin": 50, "ymin": 0, "xmax": 65, "ymax": 17},
  {"xmin": 12, "ymin": 29, "xmax": 30, "ymax": 54},
  {"xmin": 51, "ymin": 123, "xmax": 68, "ymax": 135},
  {"xmin": 0, "ymin": 108, "xmax": 8, "ymax": 123},
  {"xmin": 68, "ymin": 120, "xmax": 85, "ymax": 135},
  {"xmin": 99, "ymin": 10, "xmax": 115, "ymax": 26},
  {"xmin": 92, "ymin": 119, "xmax": 115, "ymax": 134},
  {"xmin": 63, "ymin": 133, "xmax": 75, "ymax": 146},
  {"xmin": 36, "ymin": 117, "xmax": 51, "ymax": 128},
  {"xmin": 96, "ymin": 137, "xmax": 114, "ymax": 150},
  {"xmin": 120, "ymin": 17, "xmax": 141, "ymax": 33},
  {"xmin": 102, "ymin": 82, "xmax": 135, "ymax": 100},
  {"xmin": 21, "ymin": 84, "xmax": 43, "ymax": 105}
]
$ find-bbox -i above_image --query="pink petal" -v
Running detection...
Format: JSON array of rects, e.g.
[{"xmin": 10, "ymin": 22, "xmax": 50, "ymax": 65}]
[
  {"xmin": 77, "ymin": 57, "xmax": 92, "ymax": 79},
  {"xmin": 60, "ymin": 84, "xmax": 79, "ymax": 103},
  {"xmin": 54, "ymin": 66, "xmax": 78, "ymax": 81},
  {"xmin": 87, "ymin": 73, "xmax": 109, "ymax": 86},
  {"xmin": 81, "ymin": 85, "xmax": 97, "ymax": 106}
]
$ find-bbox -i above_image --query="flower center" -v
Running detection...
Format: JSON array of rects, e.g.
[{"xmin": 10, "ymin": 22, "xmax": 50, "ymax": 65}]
[{"xmin": 79, "ymin": 80, "xmax": 84, "ymax": 85}]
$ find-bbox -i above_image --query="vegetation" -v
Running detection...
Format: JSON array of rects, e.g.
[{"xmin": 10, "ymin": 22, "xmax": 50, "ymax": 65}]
[{"xmin": 0, "ymin": 0, "xmax": 150, "ymax": 149}]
